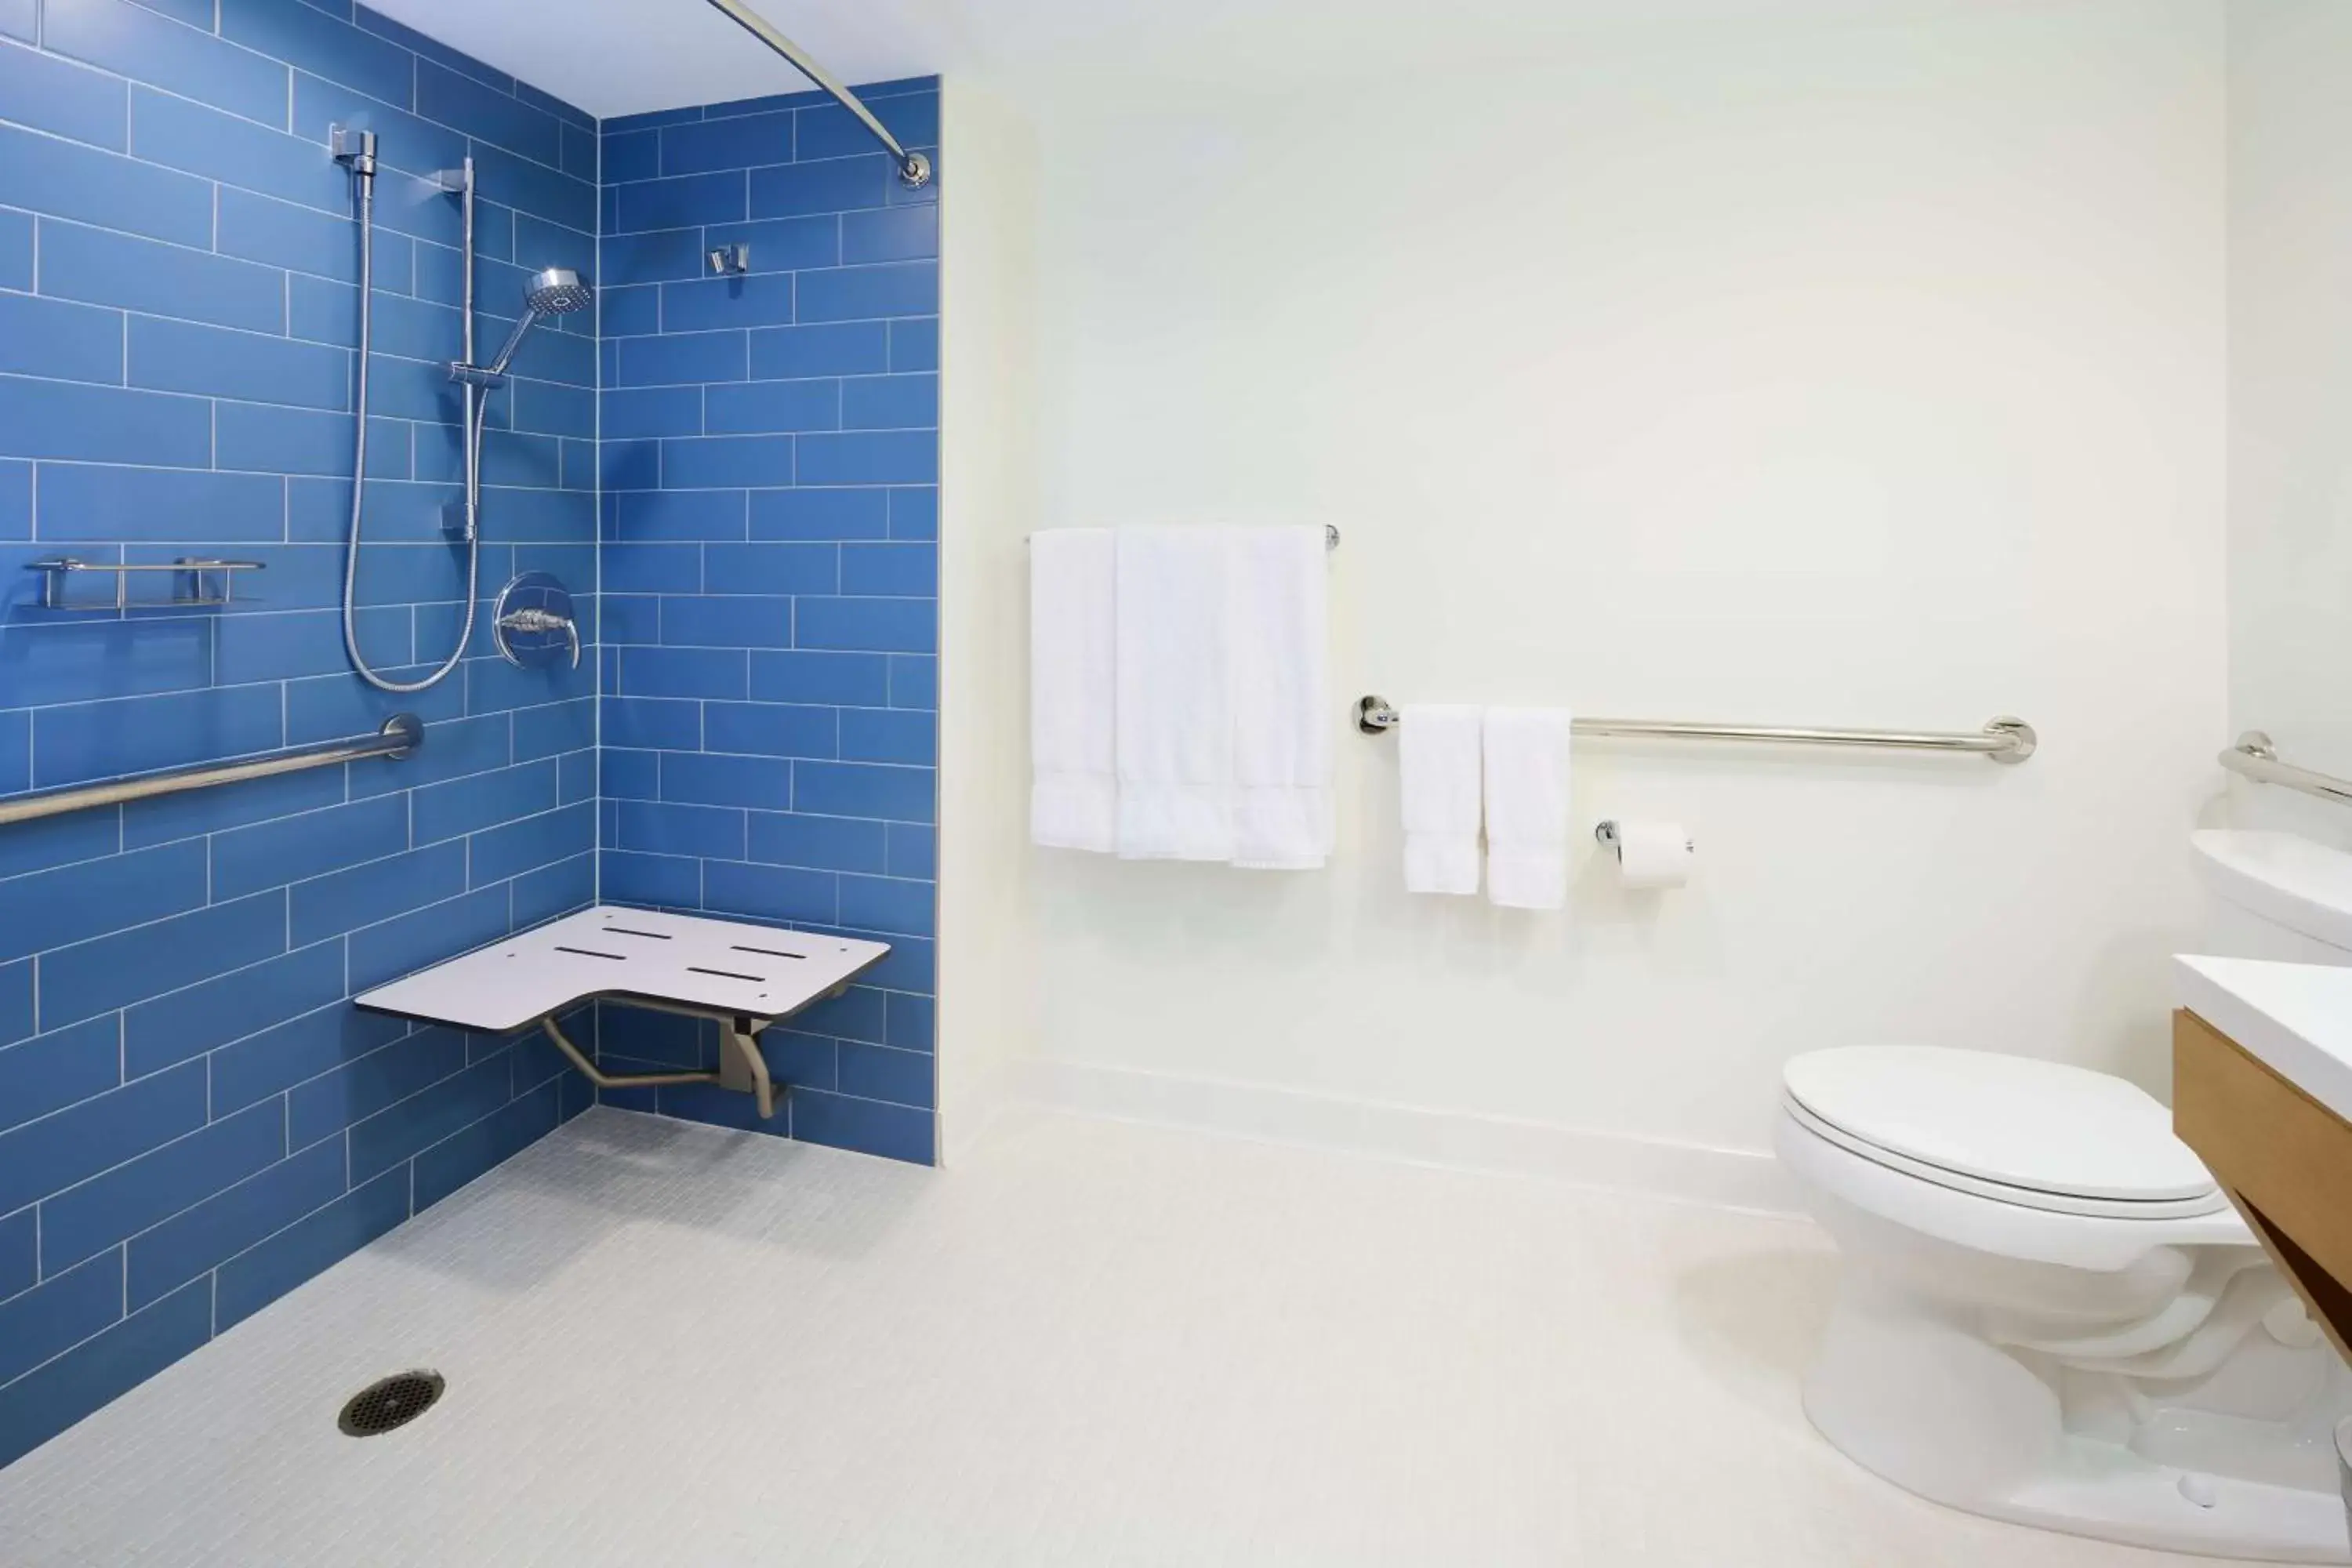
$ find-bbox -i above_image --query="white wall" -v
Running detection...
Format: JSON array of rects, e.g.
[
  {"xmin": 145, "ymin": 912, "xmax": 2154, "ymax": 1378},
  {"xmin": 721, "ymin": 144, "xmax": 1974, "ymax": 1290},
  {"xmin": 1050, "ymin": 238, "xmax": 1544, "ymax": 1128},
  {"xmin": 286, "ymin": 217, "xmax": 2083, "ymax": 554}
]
[
  {"xmin": 2226, "ymin": 1, "xmax": 2352, "ymax": 846},
  {"xmin": 942, "ymin": 0, "xmax": 2229, "ymax": 1166},
  {"xmin": 937, "ymin": 79, "xmax": 1044, "ymax": 1162}
]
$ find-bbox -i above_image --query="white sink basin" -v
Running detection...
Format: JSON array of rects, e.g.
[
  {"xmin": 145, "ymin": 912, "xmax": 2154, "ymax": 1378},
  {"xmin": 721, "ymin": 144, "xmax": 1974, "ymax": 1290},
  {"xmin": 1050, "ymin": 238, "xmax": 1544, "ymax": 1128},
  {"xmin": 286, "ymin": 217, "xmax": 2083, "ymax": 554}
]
[{"xmin": 2190, "ymin": 829, "xmax": 2352, "ymax": 952}]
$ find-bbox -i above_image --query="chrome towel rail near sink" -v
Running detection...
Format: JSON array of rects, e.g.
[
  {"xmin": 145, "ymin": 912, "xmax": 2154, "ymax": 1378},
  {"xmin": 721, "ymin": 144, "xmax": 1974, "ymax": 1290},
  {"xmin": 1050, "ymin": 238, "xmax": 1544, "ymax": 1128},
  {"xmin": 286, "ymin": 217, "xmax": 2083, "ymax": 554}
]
[{"xmin": 2220, "ymin": 731, "xmax": 2352, "ymax": 808}]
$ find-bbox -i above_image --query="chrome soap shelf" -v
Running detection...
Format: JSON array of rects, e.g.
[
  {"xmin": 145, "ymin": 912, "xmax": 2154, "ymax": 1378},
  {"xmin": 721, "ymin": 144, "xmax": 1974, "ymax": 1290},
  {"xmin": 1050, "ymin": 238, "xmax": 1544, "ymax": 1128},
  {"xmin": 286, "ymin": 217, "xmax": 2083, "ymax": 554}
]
[{"xmin": 27, "ymin": 557, "xmax": 267, "ymax": 611}]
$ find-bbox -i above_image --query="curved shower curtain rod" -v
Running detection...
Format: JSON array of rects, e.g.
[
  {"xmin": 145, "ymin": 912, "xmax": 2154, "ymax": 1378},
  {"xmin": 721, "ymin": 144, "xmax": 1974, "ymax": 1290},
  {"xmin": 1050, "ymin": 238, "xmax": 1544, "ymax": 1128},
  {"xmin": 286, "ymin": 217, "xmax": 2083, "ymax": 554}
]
[{"xmin": 701, "ymin": 0, "xmax": 933, "ymax": 188}]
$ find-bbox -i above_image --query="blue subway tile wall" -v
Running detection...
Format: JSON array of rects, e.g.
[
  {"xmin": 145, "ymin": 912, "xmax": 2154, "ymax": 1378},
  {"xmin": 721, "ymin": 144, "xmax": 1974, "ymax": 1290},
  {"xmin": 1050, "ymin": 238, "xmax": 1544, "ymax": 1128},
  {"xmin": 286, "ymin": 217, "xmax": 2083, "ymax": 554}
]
[
  {"xmin": 595, "ymin": 80, "xmax": 938, "ymax": 1170},
  {"xmin": 0, "ymin": 1, "xmax": 599, "ymax": 1469}
]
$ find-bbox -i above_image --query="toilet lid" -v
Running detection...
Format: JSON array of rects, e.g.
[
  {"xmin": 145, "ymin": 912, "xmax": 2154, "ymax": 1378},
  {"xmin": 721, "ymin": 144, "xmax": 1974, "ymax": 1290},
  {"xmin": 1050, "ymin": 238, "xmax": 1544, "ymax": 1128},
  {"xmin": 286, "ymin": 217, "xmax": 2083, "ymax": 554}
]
[{"xmin": 1781, "ymin": 1047, "xmax": 2220, "ymax": 1203}]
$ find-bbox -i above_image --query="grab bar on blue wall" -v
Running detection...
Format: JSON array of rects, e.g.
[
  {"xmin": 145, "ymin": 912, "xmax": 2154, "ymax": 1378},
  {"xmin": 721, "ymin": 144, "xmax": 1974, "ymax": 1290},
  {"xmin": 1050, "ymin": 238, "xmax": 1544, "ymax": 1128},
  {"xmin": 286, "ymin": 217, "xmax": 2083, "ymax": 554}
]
[{"xmin": 0, "ymin": 714, "xmax": 423, "ymax": 828}]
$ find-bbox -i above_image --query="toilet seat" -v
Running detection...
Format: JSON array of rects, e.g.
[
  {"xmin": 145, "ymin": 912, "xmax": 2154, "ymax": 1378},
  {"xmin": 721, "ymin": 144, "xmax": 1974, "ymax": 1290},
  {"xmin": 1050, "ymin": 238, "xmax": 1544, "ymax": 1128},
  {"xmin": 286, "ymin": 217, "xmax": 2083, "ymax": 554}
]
[
  {"xmin": 1774, "ymin": 1108, "xmax": 2248, "ymax": 1272},
  {"xmin": 1782, "ymin": 1046, "xmax": 2232, "ymax": 1221},
  {"xmin": 1780, "ymin": 1095, "xmax": 2231, "ymax": 1220}
]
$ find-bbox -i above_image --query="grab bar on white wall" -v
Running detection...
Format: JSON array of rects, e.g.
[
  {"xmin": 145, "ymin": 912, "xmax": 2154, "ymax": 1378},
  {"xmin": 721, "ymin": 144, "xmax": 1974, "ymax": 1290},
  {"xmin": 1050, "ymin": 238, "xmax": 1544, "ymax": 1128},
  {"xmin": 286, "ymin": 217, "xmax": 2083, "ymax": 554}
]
[
  {"xmin": 2219, "ymin": 731, "xmax": 2352, "ymax": 807},
  {"xmin": 1352, "ymin": 697, "xmax": 2038, "ymax": 763}
]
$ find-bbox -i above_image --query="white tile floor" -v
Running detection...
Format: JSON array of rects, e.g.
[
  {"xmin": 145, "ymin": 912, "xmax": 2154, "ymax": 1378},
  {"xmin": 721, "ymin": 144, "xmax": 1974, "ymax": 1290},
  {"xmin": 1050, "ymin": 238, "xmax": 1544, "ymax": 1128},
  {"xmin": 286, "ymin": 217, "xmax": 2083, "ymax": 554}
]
[{"xmin": 0, "ymin": 1106, "xmax": 2212, "ymax": 1567}]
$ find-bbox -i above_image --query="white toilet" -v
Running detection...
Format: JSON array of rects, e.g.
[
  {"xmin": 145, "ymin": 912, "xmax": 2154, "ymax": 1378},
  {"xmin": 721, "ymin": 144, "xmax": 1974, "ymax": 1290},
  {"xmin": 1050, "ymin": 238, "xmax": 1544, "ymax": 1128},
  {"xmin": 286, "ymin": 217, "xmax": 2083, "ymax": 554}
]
[{"xmin": 1778, "ymin": 829, "xmax": 2352, "ymax": 1563}]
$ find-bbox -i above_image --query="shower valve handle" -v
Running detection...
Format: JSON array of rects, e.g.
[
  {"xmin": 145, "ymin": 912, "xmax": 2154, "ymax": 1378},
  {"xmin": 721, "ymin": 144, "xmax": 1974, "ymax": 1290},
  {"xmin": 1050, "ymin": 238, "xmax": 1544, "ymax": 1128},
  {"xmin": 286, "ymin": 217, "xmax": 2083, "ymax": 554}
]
[{"xmin": 496, "ymin": 608, "xmax": 579, "ymax": 669}]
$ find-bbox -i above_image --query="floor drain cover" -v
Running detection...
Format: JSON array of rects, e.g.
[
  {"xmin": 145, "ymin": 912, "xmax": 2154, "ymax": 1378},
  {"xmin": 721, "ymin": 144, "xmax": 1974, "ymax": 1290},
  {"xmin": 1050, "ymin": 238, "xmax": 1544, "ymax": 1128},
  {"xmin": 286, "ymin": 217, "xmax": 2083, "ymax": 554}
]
[{"xmin": 337, "ymin": 1370, "xmax": 445, "ymax": 1437}]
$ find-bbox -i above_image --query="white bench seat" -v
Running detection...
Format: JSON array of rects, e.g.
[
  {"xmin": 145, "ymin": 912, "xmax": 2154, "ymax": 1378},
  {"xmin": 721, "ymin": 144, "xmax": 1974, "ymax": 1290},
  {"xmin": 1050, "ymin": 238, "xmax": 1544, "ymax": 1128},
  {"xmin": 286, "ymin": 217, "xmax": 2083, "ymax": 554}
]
[{"xmin": 355, "ymin": 905, "xmax": 891, "ymax": 1120}]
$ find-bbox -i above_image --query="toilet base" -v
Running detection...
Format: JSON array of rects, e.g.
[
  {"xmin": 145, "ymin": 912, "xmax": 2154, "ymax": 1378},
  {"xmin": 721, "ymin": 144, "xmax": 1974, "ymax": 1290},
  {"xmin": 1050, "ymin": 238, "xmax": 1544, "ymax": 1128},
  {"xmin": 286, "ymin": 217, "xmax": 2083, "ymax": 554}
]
[
  {"xmin": 1809, "ymin": 1387, "xmax": 2350, "ymax": 1562},
  {"xmin": 1802, "ymin": 1287, "xmax": 2350, "ymax": 1563},
  {"xmin": 1998, "ymin": 1465, "xmax": 2347, "ymax": 1564}
]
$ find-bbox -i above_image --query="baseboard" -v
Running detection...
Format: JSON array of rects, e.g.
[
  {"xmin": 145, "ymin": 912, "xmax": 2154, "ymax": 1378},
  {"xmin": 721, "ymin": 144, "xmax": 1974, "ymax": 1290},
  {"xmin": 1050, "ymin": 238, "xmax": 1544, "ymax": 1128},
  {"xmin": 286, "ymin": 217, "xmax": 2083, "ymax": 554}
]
[
  {"xmin": 1004, "ymin": 1058, "xmax": 1800, "ymax": 1214},
  {"xmin": 938, "ymin": 1060, "xmax": 1014, "ymax": 1169}
]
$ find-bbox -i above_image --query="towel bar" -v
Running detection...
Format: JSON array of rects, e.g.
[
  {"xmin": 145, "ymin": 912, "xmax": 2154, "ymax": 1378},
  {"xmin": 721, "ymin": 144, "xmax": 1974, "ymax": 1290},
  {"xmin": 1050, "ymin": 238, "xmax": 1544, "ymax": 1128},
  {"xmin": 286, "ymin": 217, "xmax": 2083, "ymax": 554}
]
[{"xmin": 1027, "ymin": 525, "xmax": 1341, "ymax": 550}]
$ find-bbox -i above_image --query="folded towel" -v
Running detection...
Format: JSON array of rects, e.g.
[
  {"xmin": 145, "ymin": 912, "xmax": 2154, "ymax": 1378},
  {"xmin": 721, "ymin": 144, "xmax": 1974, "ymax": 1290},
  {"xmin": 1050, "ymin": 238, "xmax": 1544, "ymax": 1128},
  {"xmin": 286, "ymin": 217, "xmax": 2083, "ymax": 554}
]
[
  {"xmin": 1229, "ymin": 526, "xmax": 1333, "ymax": 870},
  {"xmin": 1399, "ymin": 704, "xmax": 1483, "ymax": 895},
  {"xmin": 1116, "ymin": 526, "xmax": 1235, "ymax": 860},
  {"xmin": 1483, "ymin": 707, "xmax": 1573, "ymax": 909},
  {"xmin": 1029, "ymin": 529, "xmax": 1117, "ymax": 852}
]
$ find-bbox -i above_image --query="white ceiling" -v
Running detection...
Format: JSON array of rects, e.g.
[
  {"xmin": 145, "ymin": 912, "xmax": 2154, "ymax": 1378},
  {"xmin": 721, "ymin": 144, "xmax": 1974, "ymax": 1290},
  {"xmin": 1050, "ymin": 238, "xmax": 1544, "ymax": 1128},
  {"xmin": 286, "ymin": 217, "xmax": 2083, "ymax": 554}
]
[
  {"xmin": 362, "ymin": 0, "xmax": 958, "ymax": 122},
  {"xmin": 365, "ymin": 0, "xmax": 2067, "ymax": 125}
]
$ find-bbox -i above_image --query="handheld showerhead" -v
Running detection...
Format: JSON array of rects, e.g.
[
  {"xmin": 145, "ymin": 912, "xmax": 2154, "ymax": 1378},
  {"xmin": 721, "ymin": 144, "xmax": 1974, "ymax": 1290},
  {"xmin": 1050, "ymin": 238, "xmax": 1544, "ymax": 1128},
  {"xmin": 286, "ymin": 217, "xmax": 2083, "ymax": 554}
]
[
  {"xmin": 473, "ymin": 268, "xmax": 593, "ymax": 383},
  {"xmin": 522, "ymin": 267, "xmax": 593, "ymax": 318}
]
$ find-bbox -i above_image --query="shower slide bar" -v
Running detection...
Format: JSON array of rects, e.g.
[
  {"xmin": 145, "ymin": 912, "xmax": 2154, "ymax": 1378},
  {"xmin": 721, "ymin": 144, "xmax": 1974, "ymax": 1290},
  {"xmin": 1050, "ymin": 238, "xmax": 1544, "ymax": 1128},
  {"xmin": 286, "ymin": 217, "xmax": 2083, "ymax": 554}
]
[
  {"xmin": 1352, "ymin": 696, "xmax": 2038, "ymax": 763},
  {"xmin": 0, "ymin": 713, "xmax": 423, "ymax": 828},
  {"xmin": 2219, "ymin": 731, "xmax": 2352, "ymax": 808},
  {"xmin": 700, "ymin": 0, "xmax": 934, "ymax": 188}
]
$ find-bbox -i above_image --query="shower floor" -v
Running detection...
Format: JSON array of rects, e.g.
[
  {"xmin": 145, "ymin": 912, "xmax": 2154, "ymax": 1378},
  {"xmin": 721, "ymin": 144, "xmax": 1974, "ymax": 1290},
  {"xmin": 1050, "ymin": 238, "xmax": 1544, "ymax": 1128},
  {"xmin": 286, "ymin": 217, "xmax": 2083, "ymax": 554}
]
[{"xmin": 0, "ymin": 1106, "xmax": 2204, "ymax": 1567}]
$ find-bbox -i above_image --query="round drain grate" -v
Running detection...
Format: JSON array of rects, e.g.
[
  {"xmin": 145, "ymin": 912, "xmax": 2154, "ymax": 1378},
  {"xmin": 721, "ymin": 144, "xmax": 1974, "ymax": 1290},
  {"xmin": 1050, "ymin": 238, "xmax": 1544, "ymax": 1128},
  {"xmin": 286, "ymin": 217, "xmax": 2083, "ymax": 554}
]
[{"xmin": 337, "ymin": 1370, "xmax": 445, "ymax": 1437}]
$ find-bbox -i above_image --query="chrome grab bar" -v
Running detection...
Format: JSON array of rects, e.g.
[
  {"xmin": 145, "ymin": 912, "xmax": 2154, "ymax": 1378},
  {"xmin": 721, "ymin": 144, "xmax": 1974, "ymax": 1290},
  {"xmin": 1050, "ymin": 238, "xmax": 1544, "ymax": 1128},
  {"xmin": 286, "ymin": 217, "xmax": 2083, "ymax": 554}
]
[
  {"xmin": 0, "ymin": 714, "xmax": 423, "ymax": 828},
  {"xmin": 2218, "ymin": 731, "xmax": 2352, "ymax": 807},
  {"xmin": 1352, "ymin": 696, "xmax": 2037, "ymax": 763}
]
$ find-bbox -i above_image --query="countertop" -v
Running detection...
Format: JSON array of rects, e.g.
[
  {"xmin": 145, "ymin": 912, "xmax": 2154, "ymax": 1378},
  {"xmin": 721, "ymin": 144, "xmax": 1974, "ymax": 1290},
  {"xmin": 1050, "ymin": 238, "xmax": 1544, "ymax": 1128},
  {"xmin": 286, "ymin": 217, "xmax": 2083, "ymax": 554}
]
[{"xmin": 2175, "ymin": 954, "xmax": 2352, "ymax": 1126}]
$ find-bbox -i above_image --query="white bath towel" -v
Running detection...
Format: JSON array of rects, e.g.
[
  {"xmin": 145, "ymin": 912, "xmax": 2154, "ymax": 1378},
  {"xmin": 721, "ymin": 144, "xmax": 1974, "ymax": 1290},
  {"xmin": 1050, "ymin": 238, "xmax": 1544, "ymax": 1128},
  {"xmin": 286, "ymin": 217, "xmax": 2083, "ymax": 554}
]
[
  {"xmin": 1029, "ymin": 528, "xmax": 1116, "ymax": 852},
  {"xmin": 1483, "ymin": 707, "xmax": 1573, "ymax": 909},
  {"xmin": 1398, "ymin": 704, "xmax": 1483, "ymax": 895},
  {"xmin": 1115, "ymin": 526, "xmax": 1235, "ymax": 860},
  {"xmin": 1229, "ymin": 525, "xmax": 1333, "ymax": 870}
]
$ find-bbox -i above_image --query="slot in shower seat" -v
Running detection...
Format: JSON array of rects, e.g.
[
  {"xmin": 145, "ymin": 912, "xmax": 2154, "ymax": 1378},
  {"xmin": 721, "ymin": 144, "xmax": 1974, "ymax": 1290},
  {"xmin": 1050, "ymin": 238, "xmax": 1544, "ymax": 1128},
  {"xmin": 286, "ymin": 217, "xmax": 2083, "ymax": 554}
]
[{"xmin": 354, "ymin": 905, "xmax": 891, "ymax": 1120}]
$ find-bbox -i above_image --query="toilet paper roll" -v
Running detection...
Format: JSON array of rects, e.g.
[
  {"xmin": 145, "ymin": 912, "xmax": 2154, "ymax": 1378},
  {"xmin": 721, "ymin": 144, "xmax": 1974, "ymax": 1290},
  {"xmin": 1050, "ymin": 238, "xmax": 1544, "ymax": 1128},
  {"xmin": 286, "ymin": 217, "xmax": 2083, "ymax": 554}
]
[{"xmin": 1611, "ymin": 820, "xmax": 1693, "ymax": 889}]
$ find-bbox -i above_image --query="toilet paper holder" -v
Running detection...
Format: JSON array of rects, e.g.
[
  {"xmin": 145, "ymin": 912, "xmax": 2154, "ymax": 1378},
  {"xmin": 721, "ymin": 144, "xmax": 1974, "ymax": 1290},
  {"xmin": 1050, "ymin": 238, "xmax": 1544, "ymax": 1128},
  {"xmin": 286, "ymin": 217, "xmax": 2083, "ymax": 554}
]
[{"xmin": 1594, "ymin": 820, "xmax": 1694, "ymax": 855}]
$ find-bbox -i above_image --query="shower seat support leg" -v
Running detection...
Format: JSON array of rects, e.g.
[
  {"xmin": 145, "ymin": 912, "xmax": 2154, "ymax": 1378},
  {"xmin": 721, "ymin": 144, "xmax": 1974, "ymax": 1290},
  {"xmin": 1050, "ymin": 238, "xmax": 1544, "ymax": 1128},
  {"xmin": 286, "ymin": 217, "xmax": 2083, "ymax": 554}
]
[
  {"xmin": 714, "ymin": 1015, "xmax": 779, "ymax": 1121},
  {"xmin": 535, "ymin": 1010, "xmax": 785, "ymax": 1122}
]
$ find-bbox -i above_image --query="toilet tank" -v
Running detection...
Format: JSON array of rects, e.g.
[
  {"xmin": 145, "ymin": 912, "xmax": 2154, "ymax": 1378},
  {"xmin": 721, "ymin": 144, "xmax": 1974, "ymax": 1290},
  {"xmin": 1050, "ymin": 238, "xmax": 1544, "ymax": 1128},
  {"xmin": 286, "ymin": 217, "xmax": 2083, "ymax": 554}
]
[{"xmin": 2190, "ymin": 829, "xmax": 2352, "ymax": 964}]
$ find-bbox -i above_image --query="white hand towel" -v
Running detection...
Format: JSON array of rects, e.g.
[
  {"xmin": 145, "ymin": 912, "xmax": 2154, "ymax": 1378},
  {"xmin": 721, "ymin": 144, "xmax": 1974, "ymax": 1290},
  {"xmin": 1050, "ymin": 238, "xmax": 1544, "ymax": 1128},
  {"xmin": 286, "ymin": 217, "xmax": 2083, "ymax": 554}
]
[
  {"xmin": 1116, "ymin": 526, "xmax": 1235, "ymax": 860},
  {"xmin": 1399, "ymin": 704, "xmax": 1483, "ymax": 895},
  {"xmin": 1029, "ymin": 528, "xmax": 1116, "ymax": 852},
  {"xmin": 1229, "ymin": 525, "xmax": 1332, "ymax": 870},
  {"xmin": 1483, "ymin": 707, "xmax": 1573, "ymax": 909}
]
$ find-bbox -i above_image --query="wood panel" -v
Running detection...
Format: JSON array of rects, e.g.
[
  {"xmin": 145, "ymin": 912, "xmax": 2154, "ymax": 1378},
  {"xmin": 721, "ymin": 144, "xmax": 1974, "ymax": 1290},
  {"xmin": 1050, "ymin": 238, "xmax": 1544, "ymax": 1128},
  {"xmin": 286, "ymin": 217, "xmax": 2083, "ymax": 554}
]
[{"xmin": 2174, "ymin": 1007, "xmax": 2352, "ymax": 1360}]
